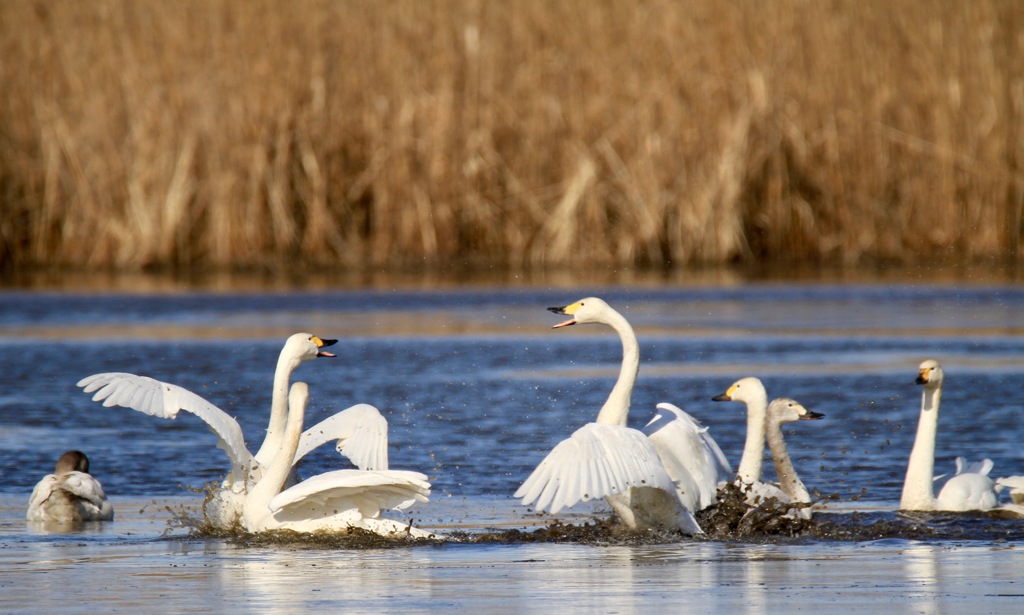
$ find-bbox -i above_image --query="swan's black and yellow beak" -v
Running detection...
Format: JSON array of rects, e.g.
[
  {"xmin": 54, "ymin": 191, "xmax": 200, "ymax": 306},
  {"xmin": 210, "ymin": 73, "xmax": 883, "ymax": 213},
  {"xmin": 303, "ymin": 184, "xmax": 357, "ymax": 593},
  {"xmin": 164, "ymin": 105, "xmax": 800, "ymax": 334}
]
[
  {"xmin": 915, "ymin": 370, "xmax": 929, "ymax": 385},
  {"xmin": 711, "ymin": 383, "xmax": 737, "ymax": 402},
  {"xmin": 548, "ymin": 302, "xmax": 581, "ymax": 329},
  {"xmin": 800, "ymin": 410, "xmax": 824, "ymax": 420},
  {"xmin": 313, "ymin": 336, "xmax": 338, "ymax": 358}
]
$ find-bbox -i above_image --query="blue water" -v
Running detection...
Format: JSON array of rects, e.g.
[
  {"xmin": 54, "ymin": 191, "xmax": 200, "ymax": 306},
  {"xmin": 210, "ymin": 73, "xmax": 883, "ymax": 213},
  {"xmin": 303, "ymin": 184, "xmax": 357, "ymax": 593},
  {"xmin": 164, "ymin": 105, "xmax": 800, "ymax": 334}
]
[
  {"xmin": 3, "ymin": 281, "xmax": 1024, "ymax": 613},
  {"xmin": 2, "ymin": 282, "xmax": 1023, "ymax": 509}
]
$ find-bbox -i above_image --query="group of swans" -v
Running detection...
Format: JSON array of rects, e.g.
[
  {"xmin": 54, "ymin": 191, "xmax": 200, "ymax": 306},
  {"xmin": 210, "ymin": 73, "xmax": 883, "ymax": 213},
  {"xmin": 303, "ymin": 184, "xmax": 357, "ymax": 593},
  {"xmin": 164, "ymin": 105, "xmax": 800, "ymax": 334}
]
[
  {"xmin": 711, "ymin": 377, "xmax": 822, "ymax": 519},
  {"xmin": 515, "ymin": 297, "xmax": 1023, "ymax": 533},
  {"xmin": 71, "ymin": 333, "xmax": 435, "ymax": 537},
  {"xmin": 27, "ymin": 450, "xmax": 114, "ymax": 524},
  {"xmin": 29, "ymin": 302, "xmax": 1024, "ymax": 534}
]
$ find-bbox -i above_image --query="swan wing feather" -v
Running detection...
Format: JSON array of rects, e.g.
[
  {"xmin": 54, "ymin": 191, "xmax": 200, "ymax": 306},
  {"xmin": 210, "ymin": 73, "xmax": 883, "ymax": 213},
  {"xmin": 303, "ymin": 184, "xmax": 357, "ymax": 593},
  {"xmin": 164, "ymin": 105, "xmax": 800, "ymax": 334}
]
[
  {"xmin": 954, "ymin": 456, "xmax": 993, "ymax": 477},
  {"xmin": 646, "ymin": 403, "xmax": 731, "ymax": 509},
  {"xmin": 268, "ymin": 469, "xmax": 430, "ymax": 516},
  {"xmin": 77, "ymin": 372, "xmax": 253, "ymax": 471},
  {"xmin": 515, "ymin": 423, "xmax": 676, "ymax": 514},
  {"xmin": 58, "ymin": 471, "xmax": 109, "ymax": 510},
  {"xmin": 294, "ymin": 404, "xmax": 389, "ymax": 470}
]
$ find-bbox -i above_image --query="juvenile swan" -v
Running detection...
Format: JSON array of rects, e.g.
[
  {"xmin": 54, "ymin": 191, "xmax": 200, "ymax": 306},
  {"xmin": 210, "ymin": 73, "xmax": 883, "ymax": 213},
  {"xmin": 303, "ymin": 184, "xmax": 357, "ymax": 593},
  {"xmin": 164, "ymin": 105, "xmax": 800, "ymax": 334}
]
[
  {"xmin": 27, "ymin": 450, "xmax": 114, "ymax": 523},
  {"xmin": 516, "ymin": 297, "xmax": 728, "ymax": 534},
  {"xmin": 764, "ymin": 398, "xmax": 823, "ymax": 519}
]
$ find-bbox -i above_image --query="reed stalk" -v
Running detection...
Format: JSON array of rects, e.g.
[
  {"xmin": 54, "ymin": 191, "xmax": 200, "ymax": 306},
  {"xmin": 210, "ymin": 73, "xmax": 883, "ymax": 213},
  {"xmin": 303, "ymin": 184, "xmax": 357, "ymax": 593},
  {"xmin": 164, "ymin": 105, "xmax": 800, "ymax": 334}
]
[{"xmin": 1, "ymin": 0, "xmax": 1021, "ymax": 271}]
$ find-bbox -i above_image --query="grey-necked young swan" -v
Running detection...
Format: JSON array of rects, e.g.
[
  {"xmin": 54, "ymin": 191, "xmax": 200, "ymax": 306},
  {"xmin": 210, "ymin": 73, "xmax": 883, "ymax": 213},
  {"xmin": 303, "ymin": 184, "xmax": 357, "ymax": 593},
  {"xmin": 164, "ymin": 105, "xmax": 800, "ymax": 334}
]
[
  {"xmin": 765, "ymin": 398, "xmax": 823, "ymax": 519},
  {"xmin": 27, "ymin": 450, "xmax": 114, "ymax": 524}
]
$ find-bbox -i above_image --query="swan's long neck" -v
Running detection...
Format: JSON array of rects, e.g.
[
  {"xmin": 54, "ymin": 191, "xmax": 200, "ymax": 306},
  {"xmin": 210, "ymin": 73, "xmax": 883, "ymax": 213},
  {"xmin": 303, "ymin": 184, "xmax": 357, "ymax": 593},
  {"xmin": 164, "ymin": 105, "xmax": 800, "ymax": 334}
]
[
  {"xmin": 900, "ymin": 386, "xmax": 941, "ymax": 510},
  {"xmin": 737, "ymin": 393, "xmax": 768, "ymax": 484},
  {"xmin": 766, "ymin": 420, "xmax": 810, "ymax": 503},
  {"xmin": 595, "ymin": 309, "xmax": 639, "ymax": 426},
  {"xmin": 253, "ymin": 353, "xmax": 301, "ymax": 466},
  {"xmin": 245, "ymin": 385, "xmax": 307, "ymax": 525}
]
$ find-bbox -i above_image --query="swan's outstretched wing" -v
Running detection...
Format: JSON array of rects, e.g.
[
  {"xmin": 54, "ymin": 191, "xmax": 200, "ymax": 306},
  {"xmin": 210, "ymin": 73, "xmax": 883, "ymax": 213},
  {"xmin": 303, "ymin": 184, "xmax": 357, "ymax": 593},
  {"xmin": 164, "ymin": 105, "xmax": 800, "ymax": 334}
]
[
  {"xmin": 294, "ymin": 404, "xmax": 389, "ymax": 470},
  {"xmin": 268, "ymin": 469, "xmax": 431, "ymax": 518},
  {"xmin": 77, "ymin": 372, "xmax": 253, "ymax": 472},
  {"xmin": 515, "ymin": 423, "xmax": 678, "ymax": 514},
  {"xmin": 645, "ymin": 403, "xmax": 732, "ymax": 510}
]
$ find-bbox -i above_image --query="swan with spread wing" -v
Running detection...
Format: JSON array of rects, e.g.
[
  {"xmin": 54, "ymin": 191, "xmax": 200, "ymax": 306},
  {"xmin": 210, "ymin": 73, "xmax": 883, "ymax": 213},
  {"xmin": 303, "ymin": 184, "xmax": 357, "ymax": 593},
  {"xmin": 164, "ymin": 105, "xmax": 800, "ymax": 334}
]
[
  {"xmin": 515, "ymin": 297, "xmax": 729, "ymax": 534},
  {"xmin": 77, "ymin": 333, "xmax": 388, "ymax": 527}
]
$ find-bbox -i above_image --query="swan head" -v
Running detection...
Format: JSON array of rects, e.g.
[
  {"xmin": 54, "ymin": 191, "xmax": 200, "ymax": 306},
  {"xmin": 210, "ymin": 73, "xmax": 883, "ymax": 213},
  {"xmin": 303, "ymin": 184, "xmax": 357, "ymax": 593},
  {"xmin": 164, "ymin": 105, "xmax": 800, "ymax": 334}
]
[
  {"xmin": 54, "ymin": 450, "xmax": 90, "ymax": 474},
  {"xmin": 547, "ymin": 297, "xmax": 612, "ymax": 328},
  {"xmin": 712, "ymin": 377, "xmax": 766, "ymax": 404},
  {"xmin": 916, "ymin": 359, "xmax": 943, "ymax": 387},
  {"xmin": 767, "ymin": 398, "xmax": 823, "ymax": 424},
  {"xmin": 283, "ymin": 333, "xmax": 338, "ymax": 362}
]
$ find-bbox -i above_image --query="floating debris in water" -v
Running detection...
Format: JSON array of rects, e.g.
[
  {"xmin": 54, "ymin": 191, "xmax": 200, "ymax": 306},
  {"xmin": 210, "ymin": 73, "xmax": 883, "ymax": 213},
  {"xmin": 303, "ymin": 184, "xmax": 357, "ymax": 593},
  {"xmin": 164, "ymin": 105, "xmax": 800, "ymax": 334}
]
[{"xmin": 160, "ymin": 479, "xmax": 1024, "ymax": 549}]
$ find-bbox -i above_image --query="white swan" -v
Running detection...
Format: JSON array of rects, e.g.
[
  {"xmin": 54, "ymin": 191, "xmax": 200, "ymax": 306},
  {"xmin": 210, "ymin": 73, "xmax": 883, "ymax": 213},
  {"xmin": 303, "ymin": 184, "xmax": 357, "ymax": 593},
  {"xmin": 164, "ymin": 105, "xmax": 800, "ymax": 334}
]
[
  {"xmin": 77, "ymin": 333, "xmax": 389, "ymax": 526},
  {"xmin": 27, "ymin": 450, "xmax": 114, "ymax": 524},
  {"xmin": 900, "ymin": 359, "xmax": 998, "ymax": 512},
  {"xmin": 711, "ymin": 377, "xmax": 790, "ymax": 504},
  {"xmin": 243, "ymin": 382, "xmax": 435, "ymax": 537},
  {"xmin": 712, "ymin": 377, "xmax": 768, "ymax": 484},
  {"xmin": 516, "ymin": 297, "xmax": 727, "ymax": 534},
  {"xmin": 764, "ymin": 398, "xmax": 823, "ymax": 519}
]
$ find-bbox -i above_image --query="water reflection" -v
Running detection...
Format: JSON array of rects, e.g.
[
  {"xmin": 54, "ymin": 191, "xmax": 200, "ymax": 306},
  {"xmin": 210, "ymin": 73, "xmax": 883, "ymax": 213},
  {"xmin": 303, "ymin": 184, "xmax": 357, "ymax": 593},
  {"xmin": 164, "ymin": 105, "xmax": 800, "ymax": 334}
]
[
  {"xmin": 901, "ymin": 542, "xmax": 942, "ymax": 615},
  {"xmin": 3, "ymin": 498, "xmax": 1024, "ymax": 613}
]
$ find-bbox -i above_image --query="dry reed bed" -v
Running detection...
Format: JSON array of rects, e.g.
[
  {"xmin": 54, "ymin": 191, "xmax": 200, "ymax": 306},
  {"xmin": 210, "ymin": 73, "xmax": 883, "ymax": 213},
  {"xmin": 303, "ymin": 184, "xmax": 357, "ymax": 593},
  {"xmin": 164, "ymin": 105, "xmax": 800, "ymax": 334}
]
[{"xmin": 0, "ymin": 0, "xmax": 1021, "ymax": 271}]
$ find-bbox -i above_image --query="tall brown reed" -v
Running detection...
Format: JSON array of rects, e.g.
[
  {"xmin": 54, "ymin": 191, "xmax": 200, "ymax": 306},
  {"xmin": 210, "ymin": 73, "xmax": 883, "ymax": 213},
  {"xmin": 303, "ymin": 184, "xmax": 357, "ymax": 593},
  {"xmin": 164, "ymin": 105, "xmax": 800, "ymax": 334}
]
[{"xmin": 0, "ymin": 0, "xmax": 1021, "ymax": 271}]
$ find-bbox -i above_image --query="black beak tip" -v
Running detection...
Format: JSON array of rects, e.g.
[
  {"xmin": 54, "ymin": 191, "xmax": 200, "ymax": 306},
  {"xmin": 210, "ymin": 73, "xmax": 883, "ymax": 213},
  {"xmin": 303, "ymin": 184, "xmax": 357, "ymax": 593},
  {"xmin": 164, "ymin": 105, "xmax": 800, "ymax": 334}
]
[
  {"xmin": 547, "ymin": 306, "xmax": 565, "ymax": 315},
  {"xmin": 321, "ymin": 338, "xmax": 339, "ymax": 348},
  {"xmin": 711, "ymin": 394, "xmax": 730, "ymax": 402}
]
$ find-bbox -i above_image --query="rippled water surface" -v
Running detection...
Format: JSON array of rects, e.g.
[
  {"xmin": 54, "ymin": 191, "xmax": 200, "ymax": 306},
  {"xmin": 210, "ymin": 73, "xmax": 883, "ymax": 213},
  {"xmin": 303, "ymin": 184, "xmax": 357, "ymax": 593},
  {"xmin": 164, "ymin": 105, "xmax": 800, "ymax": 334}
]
[{"xmin": 2, "ymin": 281, "xmax": 1024, "ymax": 612}]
